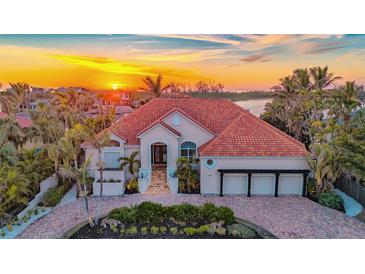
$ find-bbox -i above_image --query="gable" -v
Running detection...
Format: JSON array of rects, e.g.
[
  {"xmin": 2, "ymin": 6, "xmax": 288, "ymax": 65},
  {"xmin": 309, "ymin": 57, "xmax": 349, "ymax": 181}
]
[
  {"xmin": 162, "ymin": 110, "xmax": 214, "ymax": 147},
  {"xmin": 137, "ymin": 122, "xmax": 181, "ymax": 139}
]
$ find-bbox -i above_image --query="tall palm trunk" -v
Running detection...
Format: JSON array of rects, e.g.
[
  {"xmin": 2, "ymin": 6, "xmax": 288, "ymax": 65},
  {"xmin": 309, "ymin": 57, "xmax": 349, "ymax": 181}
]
[{"xmin": 98, "ymin": 148, "xmax": 104, "ymax": 197}]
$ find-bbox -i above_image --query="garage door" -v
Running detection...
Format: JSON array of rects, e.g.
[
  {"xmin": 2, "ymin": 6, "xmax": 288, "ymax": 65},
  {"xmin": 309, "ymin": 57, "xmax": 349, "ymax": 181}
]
[
  {"xmin": 251, "ymin": 174, "xmax": 275, "ymax": 195},
  {"xmin": 223, "ymin": 174, "xmax": 247, "ymax": 195},
  {"xmin": 278, "ymin": 174, "xmax": 303, "ymax": 196}
]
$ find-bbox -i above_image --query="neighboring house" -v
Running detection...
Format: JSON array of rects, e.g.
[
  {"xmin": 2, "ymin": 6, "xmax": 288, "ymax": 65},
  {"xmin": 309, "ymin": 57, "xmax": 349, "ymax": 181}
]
[
  {"xmin": 86, "ymin": 105, "xmax": 134, "ymax": 120},
  {"xmin": 82, "ymin": 98, "xmax": 310, "ymax": 196},
  {"xmin": 0, "ymin": 112, "xmax": 33, "ymax": 128}
]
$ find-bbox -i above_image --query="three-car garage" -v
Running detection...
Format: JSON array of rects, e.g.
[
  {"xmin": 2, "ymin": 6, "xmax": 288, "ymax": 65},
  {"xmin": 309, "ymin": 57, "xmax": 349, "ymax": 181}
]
[{"xmin": 217, "ymin": 170, "xmax": 308, "ymax": 197}]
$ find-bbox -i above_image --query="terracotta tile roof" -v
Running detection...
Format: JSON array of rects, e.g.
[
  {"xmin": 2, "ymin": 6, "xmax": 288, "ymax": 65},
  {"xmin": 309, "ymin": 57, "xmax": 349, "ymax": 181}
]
[
  {"xmin": 137, "ymin": 120, "xmax": 181, "ymax": 137},
  {"xmin": 108, "ymin": 98, "xmax": 243, "ymax": 145},
  {"xmin": 199, "ymin": 110, "xmax": 308, "ymax": 157},
  {"xmin": 0, "ymin": 112, "xmax": 33, "ymax": 128}
]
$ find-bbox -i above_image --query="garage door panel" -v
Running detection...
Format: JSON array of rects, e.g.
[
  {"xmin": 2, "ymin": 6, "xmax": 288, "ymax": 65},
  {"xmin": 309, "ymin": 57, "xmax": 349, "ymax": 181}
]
[
  {"xmin": 251, "ymin": 175, "xmax": 275, "ymax": 195},
  {"xmin": 278, "ymin": 175, "xmax": 303, "ymax": 195},
  {"xmin": 223, "ymin": 174, "xmax": 247, "ymax": 195}
]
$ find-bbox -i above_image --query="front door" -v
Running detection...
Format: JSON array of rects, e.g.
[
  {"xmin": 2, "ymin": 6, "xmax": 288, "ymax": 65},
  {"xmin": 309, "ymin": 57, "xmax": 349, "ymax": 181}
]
[{"xmin": 152, "ymin": 144, "xmax": 167, "ymax": 165}]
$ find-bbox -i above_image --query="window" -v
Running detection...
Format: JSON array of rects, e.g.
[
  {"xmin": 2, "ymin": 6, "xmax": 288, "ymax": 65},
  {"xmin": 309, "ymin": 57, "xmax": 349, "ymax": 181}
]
[
  {"xmin": 180, "ymin": 141, "xmax": 197, "ymax": 160},
  {"xmin": 103, "ymin": 151, "xmax": 120, "ymax": 169},
  {"xmin": 172, "ymin": 114, "xmax": 180, "ymax": 126},
  {"xmin": 204, "ymin": 158, "xmax": 216, "ymax": 169}
]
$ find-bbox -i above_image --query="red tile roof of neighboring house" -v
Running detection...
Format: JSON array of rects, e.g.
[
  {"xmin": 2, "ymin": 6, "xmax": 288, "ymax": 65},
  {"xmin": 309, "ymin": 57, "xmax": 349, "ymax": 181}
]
[
  {"xmin": 83, "ymin": 98, "xmax": 308, "ymax": 157},
  {"xmin": 0, "ymin": 112, "xmax": 33, "ymax": 128},
  {"xmin": 199, "ymin": 111, "xmax": 308, "ymax": 157}
]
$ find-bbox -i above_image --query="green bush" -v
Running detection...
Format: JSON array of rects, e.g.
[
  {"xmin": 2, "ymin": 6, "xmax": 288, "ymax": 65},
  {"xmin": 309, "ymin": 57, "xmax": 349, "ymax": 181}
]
[
  {"xmin": 108, "ymin": 202, "xmax": 236, "ymax": 226},
  {"xmin": 183, "ymin": 227, "xmax": 197, "ymax": 236},
  {"xmin": 151, "ymin": 226, "xmax": 159, "ymax": 234},
  {"xmin": 170, "ymin": 227, "xmax": 178, "ymax": 235},
  {"xmin": 108, "ymin": 206, "xmax": 137, "ymax": 224},
  {"xmin": 141, "ymin": 227, "xmax": 148, "ymax": 235},
  {"xmin": 196, "ymin": 224, "xmax": 210, "ymax": 235},
  {"xmin": 169, "ymin": 203, "xmax": 201, "ymax": 223},
  {"xmin": 42, "ymin": 185, "xmax": 65, "ymax": 207},
  {"xmin": 136, "ymin": 202, "xmax": 166, "ymax": 224},
  {"xmin": 125, "ymin": 226, "xmax": 138, "ymax": 235},
  {"xmin": 318, "ymin": 191, "xmax": 345, "ymax": 212},
  {"xmin": 160, "ymin": 226, "xmax": 167, "ymax": 234},
  {"xmin": 214, "ymin": 206, "xmax": 235, "ymax": 225}
]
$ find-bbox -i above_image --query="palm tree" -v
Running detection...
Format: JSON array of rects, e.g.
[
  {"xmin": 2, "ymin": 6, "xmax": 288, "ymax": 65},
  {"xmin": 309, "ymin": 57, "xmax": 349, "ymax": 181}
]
[
  {"xmin": 141, "ymin": 74, "xmax": 170, "ymax": 98},
  {"xmin": 9, "ymin": 82, "xmax": 30, "ymax": 111},
  {"xmin": 51, "ymin": 90, "xmax": 88, "ymax": 131},
  {"xmin": 0, "ymin": 164, "xmax": 31, "ymax": 219},
  {"xmin": 309, "ymin": 66, "xmax": 342, "ymax": 90},
  {"xmin": 0, "ymin": 142, "xmax": 18, "ymax": 165},
  {"xmin": 76, "ymin": 155, "xmax": 93, "ymax": 224},
  {"xmin": 341, "ymin": 81, "xmax": 362, "ymax": 125},
  {"xmin": 85, "ymin": 128, "xmax": 110, "ymax": 197},
  {"xmin": 0, "ymin": 116, "xmax": 25, "ymax": 149},
  {"xmin": 0, "ymin": 90, "xmax": 16, "ymax": 114},
  {"xmin": 119, "ymin": 151, "xmax": 141, "ymax": 192},
  {"xmin": 45, "ymin": 143, "xmax": 62, "ymax": 171},
  {"xmin": 293, "ymin": 68, "xmax": 311, "ymax": 90},
  {"xmin": 271, "ymin": 75, "xmax": 298, "ymax": 98},
  {"xmin": 30, "ymin": 102, "xmax": 64, "ymax": 144}
]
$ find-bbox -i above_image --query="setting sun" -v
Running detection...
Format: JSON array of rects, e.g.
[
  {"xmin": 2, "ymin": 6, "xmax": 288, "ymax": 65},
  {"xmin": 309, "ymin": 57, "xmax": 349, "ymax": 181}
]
[{"xmin": 111, "ymin": 83, "xmax": 119, "ymax": 90}]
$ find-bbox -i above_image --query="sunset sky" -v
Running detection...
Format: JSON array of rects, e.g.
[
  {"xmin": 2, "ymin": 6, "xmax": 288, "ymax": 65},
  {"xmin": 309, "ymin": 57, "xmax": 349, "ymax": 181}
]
[{"xmin": 0, "ymin": 34, "xmax": 364, "ymax": 91}]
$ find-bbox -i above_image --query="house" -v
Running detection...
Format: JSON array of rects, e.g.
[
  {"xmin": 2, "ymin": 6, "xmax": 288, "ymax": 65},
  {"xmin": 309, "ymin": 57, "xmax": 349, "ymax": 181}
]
[
  {"xmin": 0, "ymin": 112, "xmax": 33, "ymax": 128},
  {"xmin": 82, "ymin": 98, "xmax": 310, "ymax": 196}
]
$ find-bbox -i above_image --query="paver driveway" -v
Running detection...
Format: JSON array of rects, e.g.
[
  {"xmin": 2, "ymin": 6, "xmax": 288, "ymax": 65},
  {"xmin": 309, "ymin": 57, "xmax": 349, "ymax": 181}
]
[{"xmin": 18, "ymin": 194, "xmax": 365, "ymax": 239}]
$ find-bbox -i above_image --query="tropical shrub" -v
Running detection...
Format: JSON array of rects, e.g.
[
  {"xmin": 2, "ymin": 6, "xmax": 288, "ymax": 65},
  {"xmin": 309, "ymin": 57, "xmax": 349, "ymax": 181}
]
[
  {"xmin": 42, "ymin": 185, "xmax": 66, "ymax": 207},
  {"xmin": 213, "ymin": 206, "xmax": 235, "ymax": 225},
  {"xmin": 107, "ymin": 202, "xmax": 235, "ymax": 226},
  {"xmin": 125, "ymin": 226, "xmax": 138, "ymax": 235},
  {"xmin": 196, "ymin": 224, "xmax": 210, "ymax": 235},
  {"xmin": 125, "ymin": 177, "xmax": 139, "ymax": 192},
  {"xmin": 318, "ymin": 191, "xmax": 344, "ymax": 212},
  {"xmin": 108, "ymin": 206, "xmax": 137, "ymax": 224},
  {"xmin": 136, "ymin": 201, "xmax": 166, "ymax": 224},
  {"xmin": 141, "ymin": 227, "xmax": 148, "ymax": 235},
  {"xmin": 176, "ymin": 157, "xmax": 200, "ymax": 193},
  {"xmin": 168, "ymin": 203, "xmax": 201, "ymax": 223},
  {"xmin": 170, "ymin": 227, "xmax": 178, "ymax": 235},
  {"xmin": 183, "ymin": 227, "xmax": 197, "ymax": 236},
  {"xmin": 150, "ymin": 226, "xmax": 159, "ymax": 234}
]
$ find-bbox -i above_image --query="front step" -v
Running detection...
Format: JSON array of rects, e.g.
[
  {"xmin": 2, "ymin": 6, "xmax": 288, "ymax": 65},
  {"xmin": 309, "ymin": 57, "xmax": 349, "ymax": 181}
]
[{"xmin": 146, "ymin": 170, "xmax": 170, "ymax": 194}]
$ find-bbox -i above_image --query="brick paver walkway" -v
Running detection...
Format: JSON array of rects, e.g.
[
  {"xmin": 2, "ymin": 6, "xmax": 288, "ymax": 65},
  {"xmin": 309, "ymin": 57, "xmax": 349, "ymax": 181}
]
[{"xmin": 18, "ymin": 194, "xmax": 365, "ymax": 239}]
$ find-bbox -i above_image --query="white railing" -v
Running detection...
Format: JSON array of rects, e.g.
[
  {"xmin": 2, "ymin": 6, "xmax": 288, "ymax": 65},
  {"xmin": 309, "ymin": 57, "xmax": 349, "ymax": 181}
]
[
  {"xmin": 167, "ymin": 168, "xmax": 179, "ymax": 194},
  {"xmin": 138, "ymin": 168, "xmax": 151, "ymax": 193}
]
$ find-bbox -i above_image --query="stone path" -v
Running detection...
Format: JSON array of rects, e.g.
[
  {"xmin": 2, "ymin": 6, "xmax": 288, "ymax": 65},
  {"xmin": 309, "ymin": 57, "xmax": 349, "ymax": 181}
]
[
  {"xmin": 146, "ymin": 170, "xmax": 170, "ymax": 194},
  {"xmin": 18, "ymin": 194, "xmax": 365, "ymax": 239}
]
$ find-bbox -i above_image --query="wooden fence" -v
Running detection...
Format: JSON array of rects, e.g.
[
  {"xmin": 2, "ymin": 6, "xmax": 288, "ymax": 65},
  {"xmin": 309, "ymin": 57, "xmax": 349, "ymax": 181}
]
[{"xmin": 335, "ymin": 175, "xmax": 365, "ymax": 207}]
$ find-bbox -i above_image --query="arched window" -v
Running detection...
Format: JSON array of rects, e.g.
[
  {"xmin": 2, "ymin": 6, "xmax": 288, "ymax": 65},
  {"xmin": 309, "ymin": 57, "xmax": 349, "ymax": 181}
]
[{"xmin": 180, "ymin": 141, "xmax": 197, "ymax": 160}]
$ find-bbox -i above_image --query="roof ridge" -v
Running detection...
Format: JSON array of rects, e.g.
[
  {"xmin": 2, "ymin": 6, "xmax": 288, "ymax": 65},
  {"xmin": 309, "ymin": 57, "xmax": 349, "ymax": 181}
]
[{"xmin": 199, "ymin": 112, "xmax": 244, "ymax": 155}]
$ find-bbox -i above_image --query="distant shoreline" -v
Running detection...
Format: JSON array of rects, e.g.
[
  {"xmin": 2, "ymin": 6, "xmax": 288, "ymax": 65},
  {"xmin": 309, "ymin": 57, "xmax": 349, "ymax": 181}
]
[{"xmin": 185, "ymin": 91, "xmax": 274, "ymax": 101}]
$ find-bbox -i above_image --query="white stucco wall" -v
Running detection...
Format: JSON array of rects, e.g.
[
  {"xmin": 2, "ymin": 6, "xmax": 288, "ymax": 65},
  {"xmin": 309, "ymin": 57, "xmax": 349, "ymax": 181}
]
[
  {"xmin": 162, "ymin": 111, "xmax": 214, "ymax": 148},
  {"xmin": 85, "ymin": 148, "xmax": 99, "ymax": 174},
  {"xmin": 200, "ymin": 157, "xmax": 309, "ymax": 195},
  {"xmin": 139, "ymin": 124, "xmax": 179, "ymax": 170}
]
